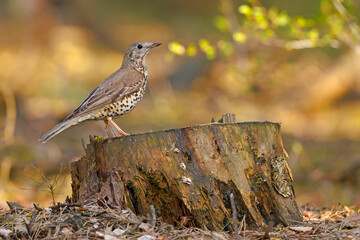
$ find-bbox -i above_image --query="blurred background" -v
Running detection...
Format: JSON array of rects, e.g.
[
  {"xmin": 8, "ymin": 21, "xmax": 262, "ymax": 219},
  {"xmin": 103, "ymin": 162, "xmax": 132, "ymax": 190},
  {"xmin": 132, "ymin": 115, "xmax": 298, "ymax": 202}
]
[{"xmin": 0, "ymin": 0, "xmax": 359, "ymax": 208}]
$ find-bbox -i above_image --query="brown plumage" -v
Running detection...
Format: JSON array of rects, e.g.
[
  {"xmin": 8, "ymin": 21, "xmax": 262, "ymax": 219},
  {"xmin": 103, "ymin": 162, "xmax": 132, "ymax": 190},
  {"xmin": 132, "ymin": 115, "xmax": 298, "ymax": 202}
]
[{"xmin": 39, "ymin": 41, "xmax": 161, "ymax": 143}]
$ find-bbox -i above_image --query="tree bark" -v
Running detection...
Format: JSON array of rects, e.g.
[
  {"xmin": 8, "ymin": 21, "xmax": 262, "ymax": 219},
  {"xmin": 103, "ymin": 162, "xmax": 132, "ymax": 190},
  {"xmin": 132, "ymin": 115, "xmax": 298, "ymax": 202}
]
[{"xmin": 71, "ymin": 121, "xmax": 302, "ymax": 230}]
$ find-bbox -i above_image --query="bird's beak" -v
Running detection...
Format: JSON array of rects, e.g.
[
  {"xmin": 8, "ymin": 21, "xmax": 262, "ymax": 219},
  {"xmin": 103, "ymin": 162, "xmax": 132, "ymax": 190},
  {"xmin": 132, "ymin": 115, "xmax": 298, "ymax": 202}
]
[{"xmin": 151, "ymin": 42, "xmax": 162, "ymax": 48}]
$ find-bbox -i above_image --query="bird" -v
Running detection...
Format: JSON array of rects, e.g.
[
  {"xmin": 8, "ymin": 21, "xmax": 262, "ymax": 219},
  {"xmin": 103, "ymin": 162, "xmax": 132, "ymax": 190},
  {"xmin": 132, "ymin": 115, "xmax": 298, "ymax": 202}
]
[{"xmin": 39, "ymin": 41, "xmax": 161, "ymax": 143}]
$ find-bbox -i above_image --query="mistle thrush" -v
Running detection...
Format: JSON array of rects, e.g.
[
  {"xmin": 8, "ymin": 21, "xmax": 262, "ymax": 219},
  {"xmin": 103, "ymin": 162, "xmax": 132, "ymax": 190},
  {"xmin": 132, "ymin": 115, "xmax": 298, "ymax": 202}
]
[{"xmin": 39, "ymin": 41, "xmax": 161, "ymax": 143}]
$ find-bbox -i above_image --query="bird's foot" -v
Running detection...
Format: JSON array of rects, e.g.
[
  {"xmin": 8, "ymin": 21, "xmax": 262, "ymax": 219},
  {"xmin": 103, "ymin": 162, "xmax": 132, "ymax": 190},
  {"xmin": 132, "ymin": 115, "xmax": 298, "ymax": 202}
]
[{"xmin": 108, "ymin": 118, "xmax": 130, "ymax": 136}]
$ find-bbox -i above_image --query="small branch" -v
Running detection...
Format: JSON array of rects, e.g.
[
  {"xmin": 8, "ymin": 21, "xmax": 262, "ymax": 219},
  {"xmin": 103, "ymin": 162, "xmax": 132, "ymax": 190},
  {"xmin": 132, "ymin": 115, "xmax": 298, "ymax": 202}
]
[
  {"xmin": 219, "ymin": 0, "xmax": 248, "ymax": 69},
  {"xmin": 89, "ymin": 225, "xmax": 105, "ymax": 233},
  {"xmin": 92, "ymin": 210, "xmax": 107, "ymax": 217},
  {"xmin": 230, "ymin": 193, "xmax": 239, "ymax": 240},
  {"xmin": 262, "ymin": 221, "xmax": 274, "ymax": 239},
  {"xmin": 81, "ymin": 138, "xmax": 87, "ymax": 153},
  {"xmin": 49, "ymin": 202, "xmax": 82, "ymax": 210},
  {"xmin": 25, "ymin": 209, "xmax": 39, "ymax": 239},
  {"xmin": 33, "ymin": 203, "xmax": 43, "ymax": 211},
  {"xmin": 333, "ymin": 0, "xmax": 360, "ymax": 40},
  {"xmin": 150, "ymin": 205, "xmax": 156, "ymax": 227},
  {"xmin": 129, "ymin": 217, "xmax": 145, "ymax": 232},
  {"xmin": 6, "ymin": 201, "xmax": 23, "ymax": 213}
]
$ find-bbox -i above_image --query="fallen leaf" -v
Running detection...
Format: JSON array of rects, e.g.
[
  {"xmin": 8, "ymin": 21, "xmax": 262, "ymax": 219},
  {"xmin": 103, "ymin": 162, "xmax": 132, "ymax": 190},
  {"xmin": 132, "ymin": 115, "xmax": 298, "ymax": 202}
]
[
  {"xmin": 95, "ymin": 231, "xmax": 104, "ymax": 237},
  {"xmin": 112, "ymin": 228, "xmax": 125, "ymax": 235},
  {"xmin": 0, "ymin": 228, "xmax": 12, "ymax": 237},
  {"xmin": 14, "ymin": 225, "xmax": 27, "ymax": 234},
  {"xmin": 139, "ymin": 223, "xmax": 152, "ymax": 231},
  {"xmin": 303, "ymin": 211, "xmax": 314, "ymax": 218},
  {"xmin": 61, "ymin": 227, "xmax": 72, "ymax": 235},
  {"xmin": 104, "ymin": 234, "xmax": 119, "ymax": 240},
  {"xmin": 344, "ymin": 211, "xmax": 360, "ymax": 223},
  {"xmin": 288, "ymin": 226, "xmax": 313, "ymax": 232},
  {"xmin": 138, "ymin": 235, "xmax": 156, "ymax": 240}
]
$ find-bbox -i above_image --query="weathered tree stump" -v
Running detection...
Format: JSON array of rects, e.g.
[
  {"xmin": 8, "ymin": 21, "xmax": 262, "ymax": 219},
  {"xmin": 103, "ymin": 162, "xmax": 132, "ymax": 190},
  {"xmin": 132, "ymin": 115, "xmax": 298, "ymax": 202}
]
[{"xmin": 71, "ymin": 120, "xmax": 302, "ymax": 230}]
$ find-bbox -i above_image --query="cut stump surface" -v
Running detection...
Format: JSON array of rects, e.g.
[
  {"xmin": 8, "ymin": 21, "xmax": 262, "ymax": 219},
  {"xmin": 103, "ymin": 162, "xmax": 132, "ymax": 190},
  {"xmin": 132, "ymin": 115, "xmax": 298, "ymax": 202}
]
[{"xmin": 71, "ymin": 121, "xmax": 302, "ymax": 230}]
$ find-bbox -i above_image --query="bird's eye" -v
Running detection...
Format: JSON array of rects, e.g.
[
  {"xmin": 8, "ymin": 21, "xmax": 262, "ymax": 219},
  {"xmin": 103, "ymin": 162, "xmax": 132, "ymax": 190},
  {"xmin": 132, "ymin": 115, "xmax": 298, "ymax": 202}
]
[{"xmin": 137, "ymin": 44, "xmax": 143, "ymax": 49}]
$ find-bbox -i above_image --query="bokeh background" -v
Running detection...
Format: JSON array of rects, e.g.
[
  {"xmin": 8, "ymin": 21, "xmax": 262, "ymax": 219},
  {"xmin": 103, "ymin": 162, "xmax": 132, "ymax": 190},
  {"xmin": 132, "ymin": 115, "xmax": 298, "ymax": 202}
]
[{"xmin": 0, "ymin": 0, "xmax": 359, "ymax": 208}]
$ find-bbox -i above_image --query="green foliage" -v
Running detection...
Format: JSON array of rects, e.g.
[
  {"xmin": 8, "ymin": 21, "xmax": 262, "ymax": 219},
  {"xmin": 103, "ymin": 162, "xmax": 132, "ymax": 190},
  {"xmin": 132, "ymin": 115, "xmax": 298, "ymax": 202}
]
[
  {"xmin": 26, "ymin": 164, "xmax": 67, "ymax": 205},
  {"xmin": 199, "ymin": 39, "xmax": 216, "ymax": 60},
  {"xmin": 238, "ymin": 4, "xmax": 252, "ymax": 16},
  {"xmin": 233, "ymin": 31, "xmax": 247, "ymax": 43},
  {"xmin": 214, "ymin": 15, "xmax": 229, "ymax": 32},
  {"xmin": 168, "ymin": 0, "xmax": 360, "ymax": 59},
  {"xmin": 168, "ymin": 41, "xmax": 186, "ymax": 56}
]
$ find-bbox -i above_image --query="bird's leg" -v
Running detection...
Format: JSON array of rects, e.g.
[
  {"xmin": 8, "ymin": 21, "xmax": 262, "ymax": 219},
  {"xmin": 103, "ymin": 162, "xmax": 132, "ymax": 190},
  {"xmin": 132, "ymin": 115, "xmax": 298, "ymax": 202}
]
[
  {"xmin": 104, "ymin": 125, "xmax": 115, "ymax": 137},
  {"xmin": 107, "ymin": 122, "xmax": 117, "ymax": 136},
  {"xmin": 108, "ymin": 118, "xmax": 129, "ymax": 136},
  {"xmin": 104, "ymin": 119, "xmax": 116, "ymax": 137}
]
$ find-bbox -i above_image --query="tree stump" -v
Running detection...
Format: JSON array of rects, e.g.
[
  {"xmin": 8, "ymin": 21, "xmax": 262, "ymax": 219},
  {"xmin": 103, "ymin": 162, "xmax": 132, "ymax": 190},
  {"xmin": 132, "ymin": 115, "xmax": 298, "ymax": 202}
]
[{"xmin": 71, "ymin": 120, "xmax": 302, "ymax": 230}]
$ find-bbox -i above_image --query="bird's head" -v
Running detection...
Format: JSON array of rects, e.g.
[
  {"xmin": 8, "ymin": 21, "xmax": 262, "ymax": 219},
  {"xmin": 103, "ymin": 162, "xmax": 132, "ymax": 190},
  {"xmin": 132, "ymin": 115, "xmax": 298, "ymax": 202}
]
[{"xmin": 122, "ymin": 41, "xmax": 161, "ymax": 69}]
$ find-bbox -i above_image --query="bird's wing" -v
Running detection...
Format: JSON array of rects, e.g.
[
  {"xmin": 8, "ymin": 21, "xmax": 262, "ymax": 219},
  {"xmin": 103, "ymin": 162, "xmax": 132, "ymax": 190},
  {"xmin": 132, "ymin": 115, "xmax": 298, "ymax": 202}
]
[{"xmin": 63, "ymin": 68, "xmax": 144, "ymax": 121}]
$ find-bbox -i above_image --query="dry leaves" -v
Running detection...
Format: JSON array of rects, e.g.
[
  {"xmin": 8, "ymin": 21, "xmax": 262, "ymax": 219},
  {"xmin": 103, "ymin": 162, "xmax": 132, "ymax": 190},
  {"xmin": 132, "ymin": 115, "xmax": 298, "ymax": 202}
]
[{"xmin": 0, "ymin": 202, "xmax": 359, "ymax": 239}]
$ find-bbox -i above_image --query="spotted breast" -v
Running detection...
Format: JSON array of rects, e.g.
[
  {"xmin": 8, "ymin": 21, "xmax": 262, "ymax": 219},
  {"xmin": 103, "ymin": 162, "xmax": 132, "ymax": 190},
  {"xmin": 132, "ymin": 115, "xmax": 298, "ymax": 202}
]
[{"xmin": 95, "ymin": 77, "xmax": 147, "ymax": 119}]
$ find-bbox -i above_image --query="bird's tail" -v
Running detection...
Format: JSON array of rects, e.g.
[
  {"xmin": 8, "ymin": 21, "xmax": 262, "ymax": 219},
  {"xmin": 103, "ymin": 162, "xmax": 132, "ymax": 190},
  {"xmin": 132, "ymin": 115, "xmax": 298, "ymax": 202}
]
[{"xmin": 38, "ymin": 117, "xmax": 80, "ymax": 143}]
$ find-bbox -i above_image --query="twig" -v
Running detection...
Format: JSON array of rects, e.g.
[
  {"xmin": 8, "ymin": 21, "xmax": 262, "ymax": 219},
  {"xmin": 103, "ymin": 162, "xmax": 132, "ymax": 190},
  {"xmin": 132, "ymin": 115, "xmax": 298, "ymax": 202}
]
[
  {"xmin": 25, "ymin": 209, "xmax": 38, "ymax": 239},
  {"xmin": 238, "ymin": 214, "xmax": 246, "ymax": 238},
  {"xmin": 33, "ymin": 203, "xmax": 43, "ymax": 211},
  {"xmin": 150, "ymin": 205, "xmax": 156, "ymax": 227},
  {"xmin": 129, "ymin": 217, "xmax": 144, "ymax": 232},
  {"xmin": 80, "ymin": 210, "xmax": 106, "ymax": 217},
  {"xmin": 89, "ymin": 225, "xmax": 105, "ymax": 233},
  {"xmin": 333, "ymin": 0, "xmax": 360, "ymax": 40},
  {"xmin": 262, "ymin": 221, "xmax": 274, "ymax": 239},
  {"xmin": 54, "ymin": 225, "xmax": 60, "ymax": 237},
  {"xmin": 243, "ymin": 216, "xmax": 246, "ymax": 239},
  {"xmin": 49, "ymin": 202, "xmax": 82, "ymax": 210},
  {"xmin": 81, "ymin": 138, "xmax": 87, "ymax": 153},
  {"xmin": 219, "ymin": 0, "xmax": 248, "ymax": 68},
  {"xmin": 92, "ymin": 210, "xmax": 107, "ymax": 217},
  {"xmin": 172, "ymin": 229, "xmax": 193, "ymax": 240},
  {"xmin": 6, "ymin": 201, "xmax": 23, "ymax": 211},
  {"xmin": 230, "ymin": 193, "xmax": 239, "ymax": 240},
  {"xmin": 29, "ymin": 209, "xmax": 39, "ymax": 226}
]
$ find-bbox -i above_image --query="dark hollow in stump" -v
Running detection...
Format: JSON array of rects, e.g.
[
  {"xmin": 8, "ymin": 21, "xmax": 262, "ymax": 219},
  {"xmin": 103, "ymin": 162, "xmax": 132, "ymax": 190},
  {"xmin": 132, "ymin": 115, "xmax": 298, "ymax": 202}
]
[{"xmin": 71, "ymin": 121, "xmax": 302, "ymax": 230}]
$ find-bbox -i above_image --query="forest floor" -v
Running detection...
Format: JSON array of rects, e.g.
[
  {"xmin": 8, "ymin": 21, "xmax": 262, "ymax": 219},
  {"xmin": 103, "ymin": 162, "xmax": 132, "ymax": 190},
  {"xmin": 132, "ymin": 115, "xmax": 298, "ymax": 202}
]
[{"xmin": 0, "ymin": 201, "xmax": 359, "ymax": 240}]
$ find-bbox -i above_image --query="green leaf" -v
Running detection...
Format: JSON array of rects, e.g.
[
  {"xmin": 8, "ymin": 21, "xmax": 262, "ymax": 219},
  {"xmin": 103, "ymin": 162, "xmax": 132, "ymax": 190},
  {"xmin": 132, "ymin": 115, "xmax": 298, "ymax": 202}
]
[
  {"xmin": 295, "ymin": 16, "xmax": 307, "ymax": 28},
  {"xmin": 199, "ymin": 39, "xmax": 216, "ymax": 60},
  {"xmin": 239, "ymin": 5, "xmax": 252, "ymax": 16},
  {"xmin": 253, "ymin": 6, "xmax": 265, "ymax": 17},
  {"xmin": 187, "ymin": 43, "xmax": 197, "ymax": 57},
  {"xmin": 307, "ymin": 29, "xmax": 319, "ymax": 41},
  {"xmin": 214, "ymin": 15, "xmax": 229, "ymax": 32},
  {"xmin": 217, "ymin": 40, "xmax": 234, "ymax": 57},
  {"xmin": 320, "ymin": 0, "xmax": 332, "ymax": 14},
  {"xmin": 257, "ymin": 18, "xmax": 269, "ymax": 29},
  {"xmin": 168, "ymin": 42, "xmax": 185, "ymax": 55},
  {"xmin": 268, "ymin": 7, "xmax": 279, "ymax": 23},
  {"xmin": 233, "ymin": 31, "xmax": 247, "ymax": 43},
  {"xmin": 264, "ymin": 29, "xmax": 275, "ymax": 38},
  {"xmin": 276, "ymin": 12, "xmax": 290, "ymax": 27}
]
